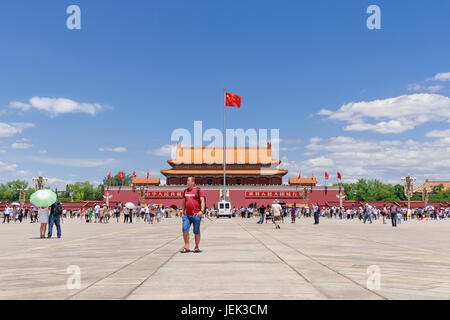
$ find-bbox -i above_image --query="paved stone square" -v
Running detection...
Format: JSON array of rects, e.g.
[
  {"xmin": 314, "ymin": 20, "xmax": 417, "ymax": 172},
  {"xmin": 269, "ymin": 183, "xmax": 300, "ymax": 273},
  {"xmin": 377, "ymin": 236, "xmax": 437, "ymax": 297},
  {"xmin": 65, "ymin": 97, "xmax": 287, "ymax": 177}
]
[{"xmin": 0, "ymin": 216, "xmax": 449, "ymax": 300}]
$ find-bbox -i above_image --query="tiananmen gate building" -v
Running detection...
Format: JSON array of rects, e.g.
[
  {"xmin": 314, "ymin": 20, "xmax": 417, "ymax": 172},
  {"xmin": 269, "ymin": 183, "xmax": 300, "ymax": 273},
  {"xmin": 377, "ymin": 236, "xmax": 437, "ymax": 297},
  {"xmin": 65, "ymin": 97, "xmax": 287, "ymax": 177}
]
[{"xmin": 104, "ymin": 143, "xmax": 343, "ymax": 208}]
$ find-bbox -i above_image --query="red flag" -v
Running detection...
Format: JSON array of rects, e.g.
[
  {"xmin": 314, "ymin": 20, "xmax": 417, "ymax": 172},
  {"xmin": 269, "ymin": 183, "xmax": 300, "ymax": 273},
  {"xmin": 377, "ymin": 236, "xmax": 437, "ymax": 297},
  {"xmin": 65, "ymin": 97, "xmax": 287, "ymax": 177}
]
[
  {"xmin": 118, "ymin": 172, "xmax": 124, "ymax": 180},
  {"xmin": 225, "ymin": 92, "xmax": 241, "ymax": 108},
  {"xmin": 147, "ymin": 171, "xmax": 149, "ymax": 179},
  {"xmin": 107, "ymin": 172, "xmax": 111, "ymax": 180},
  {"xmin": 325, "ymin": 172, "xmax": 329, "ymax": 180},
  {"xmin": 337, "ymin": 172, "xmax": 342, "ymax": 180},
  {"xmin": 132, "ymin": 171, "xmax": 136, "ymax": 178},
  {"xmin": 297, "ymin": 171, "xmax": 301, "ymax": 180},
  {"xmin": 312, "ymin": 172, "xmax": 314, "ymax": 179}
]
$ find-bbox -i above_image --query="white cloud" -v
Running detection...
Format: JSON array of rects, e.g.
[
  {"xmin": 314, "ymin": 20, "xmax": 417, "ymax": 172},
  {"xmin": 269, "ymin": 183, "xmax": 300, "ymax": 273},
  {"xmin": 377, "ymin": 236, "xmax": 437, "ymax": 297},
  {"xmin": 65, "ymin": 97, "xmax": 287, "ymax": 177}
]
[
  {"xmin": 46, "ymin": 177, "xmax": 73, "ymax": 184},
  {"xmin": 281, "ymin": 139, "xmax": 303, "ymax": 145},
  {"xmin": 425, "ymin": 129, "xmax": 450, "ymax": 139},
  {"xmin": 304, "ymin": 156, "xmax": 335, "ymax": 167},
  {"xmin": 430, "ymin": 72, "xmax": 450, "ymax": 82},
  {"xmin": 0, "ymin": 122, "xmax": 35, "ymax": 138},
  {"xmin": 16, "ymin": 138, "xmax": 31, "ymax": 142},
  {"xmin": 407, "ymin": 84, "xmax": 423, "ymax": 91},
  {"xmin": 11, "ymin": 142, "xmax": 33, "ymax": 149},
  {"xmin": 427, "ymin": 85, "xmax": 444, "ymax": 93},
  {"xmin": 318, "ymin": 94, "xmax": 450, "ymax": 133},
  {"xmin": 280, "ymin": 146, "xmax": 299, "ymax": 151},
  {"xmin": 9, "ymin": 101, "xmax": 31, "ymax": 111},
  {"xmin": 10, "ymin": 97, "xmax": 107, "ymax": 116},
  {"xmin": 289, "ymin": 135, "xmax": 450, "ymax": 183},
  {"xmin": 44, "ymin": 177, "xmax": 76, "ymax": 189},
  {"xmin": 309, "ymin": 137, "xmax": 323, "ymax": 144},
  {"xmin": 0, "ymin": 161, "xmax": 18, "ymax": 172},
  {"xmin": 31, "ymin": 157, "xmax": 116, "ymax": 168},
  {"xmin": 425, "ymin": 129, "xmax": 450, "ymax": 144},
  {"xmin": 407, "ymin": 84, "xmax": 443, "ymax": 93},
  {"xmin": 16, "ymin": 170, "xmax": 32, "ymax": 176},
  {"xmin": 99, "ymin": 147, "xmax": 127, "ymax": 153},
  {"xmin": 39, "ymin": 150, "xmax": 48, "ymax": 154},
  {"xmin": 147, "ymin": 144, "xmax": 177, "ymax": 156}
]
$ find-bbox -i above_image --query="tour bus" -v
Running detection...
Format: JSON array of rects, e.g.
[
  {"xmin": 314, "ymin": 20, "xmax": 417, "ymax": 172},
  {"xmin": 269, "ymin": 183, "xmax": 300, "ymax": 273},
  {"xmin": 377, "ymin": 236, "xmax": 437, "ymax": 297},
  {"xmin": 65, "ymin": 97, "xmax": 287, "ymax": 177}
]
[{"xmin": 217, "ymin": 200, "xmax": 232, "ymax": 218}]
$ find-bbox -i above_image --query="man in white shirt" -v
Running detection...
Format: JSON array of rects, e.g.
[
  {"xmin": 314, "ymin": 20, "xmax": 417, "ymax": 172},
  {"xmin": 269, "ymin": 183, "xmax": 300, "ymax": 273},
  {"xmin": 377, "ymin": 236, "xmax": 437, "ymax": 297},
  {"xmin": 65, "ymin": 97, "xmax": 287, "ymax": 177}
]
[
  {"xmin": 3, "ymin": 205, "xmax": 10, "ymax": 223},
  {"xmin": 144, "ymin": 206, "xmax": 150, "ymax": 223},
  {"xmin": 94, "ymin": 204, "xmax": 101, "ymax": 223},
  {"xmin": 271, "ymin": 200, "xmax": 282, "ymax": 229}
]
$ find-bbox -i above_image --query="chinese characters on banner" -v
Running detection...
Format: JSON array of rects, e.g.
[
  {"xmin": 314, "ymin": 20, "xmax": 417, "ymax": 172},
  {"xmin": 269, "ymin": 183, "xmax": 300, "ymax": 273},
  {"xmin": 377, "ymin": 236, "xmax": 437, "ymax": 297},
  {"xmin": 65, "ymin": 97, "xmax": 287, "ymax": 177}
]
[
  {"xmin": 245, "ymin": 191, "xmax": 305, "ymax": 199},
  {"xmin": 144, "ymin": 190, "xmax": 305, "ymax": 199},
  {"xmin": 145, "ymin": 191, "xmax": 184, "ymax": 199}
]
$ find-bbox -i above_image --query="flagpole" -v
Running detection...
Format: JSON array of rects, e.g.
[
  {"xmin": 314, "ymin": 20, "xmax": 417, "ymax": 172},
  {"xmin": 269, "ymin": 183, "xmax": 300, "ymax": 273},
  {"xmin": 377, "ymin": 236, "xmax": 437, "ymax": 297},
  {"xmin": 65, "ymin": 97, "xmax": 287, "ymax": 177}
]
[{"xmin": 223, "ymin": 88, "xmax": 226, "ymax": 202}]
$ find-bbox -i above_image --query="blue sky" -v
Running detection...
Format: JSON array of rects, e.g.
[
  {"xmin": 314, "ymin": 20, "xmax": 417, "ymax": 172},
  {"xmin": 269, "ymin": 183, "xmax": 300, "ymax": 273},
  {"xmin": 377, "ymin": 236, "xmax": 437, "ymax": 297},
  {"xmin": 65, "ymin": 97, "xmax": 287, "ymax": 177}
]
[{"xmin": 0, "ymin": 0, "xmax": 449, "ymax": 188}]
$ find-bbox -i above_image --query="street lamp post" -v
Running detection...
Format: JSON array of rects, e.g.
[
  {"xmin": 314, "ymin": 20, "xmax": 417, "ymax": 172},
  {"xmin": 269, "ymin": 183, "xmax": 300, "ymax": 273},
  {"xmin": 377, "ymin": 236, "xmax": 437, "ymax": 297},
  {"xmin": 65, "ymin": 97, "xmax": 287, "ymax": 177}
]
[
  {"xmin": 422, "ymin": 188, "xmax": 429, "ymax": 208},
  {"xmin": 303, "ymin": 187, "xmax": 309, "ymax": 203},
  {"xmin": 32, "ymin": 176, "xmax": 48, "ymax": 191},
  {"xmin": 139, "ymin": 186, "xmax": 146, "ymax": 204},
  {"xmin": 18, "ymin": 188, "xmax": 26, "ymax": 204},
  {"xmin": 401, "ymin": 174, "xmax": 416, "ymax": 212}
]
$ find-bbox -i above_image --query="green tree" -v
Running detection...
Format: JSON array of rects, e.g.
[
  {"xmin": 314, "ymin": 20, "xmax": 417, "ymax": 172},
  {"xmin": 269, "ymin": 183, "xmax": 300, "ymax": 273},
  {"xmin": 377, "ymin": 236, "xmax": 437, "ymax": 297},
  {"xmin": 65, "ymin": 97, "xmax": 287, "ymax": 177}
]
[
  {"xmin": 393, "ymin": 184, "xmax": 405, "ymax": 201},
  {"xmin": 333, "ymin": 180, "xmax": 410, "ymax": 202},
  {"xmin": 0, "ymin": 180, "xmax": 29, "ymax": 201}
]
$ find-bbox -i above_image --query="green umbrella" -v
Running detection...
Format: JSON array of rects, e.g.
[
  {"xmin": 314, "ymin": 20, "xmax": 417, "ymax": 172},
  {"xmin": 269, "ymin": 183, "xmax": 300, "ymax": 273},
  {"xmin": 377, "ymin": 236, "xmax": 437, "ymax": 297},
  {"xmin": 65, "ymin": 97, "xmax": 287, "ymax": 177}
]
[
  {"xmin": 125, "ymin": 202, "xmax": 135, "ymax": 209},
  {"xmin": 11, "ymin": 202, "xmax": 20, "ymax": 206},
  {"xmin": 30, "ymin": 189, "xmax": 57, "ymax": 208}
]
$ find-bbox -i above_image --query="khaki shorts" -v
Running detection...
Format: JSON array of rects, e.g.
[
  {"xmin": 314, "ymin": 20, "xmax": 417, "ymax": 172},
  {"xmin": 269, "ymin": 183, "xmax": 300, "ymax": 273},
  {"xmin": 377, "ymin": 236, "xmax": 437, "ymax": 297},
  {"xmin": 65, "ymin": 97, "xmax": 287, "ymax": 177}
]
[{"xmin": 273, "ymin": 215, "xmax": 282, "ymax": 221}]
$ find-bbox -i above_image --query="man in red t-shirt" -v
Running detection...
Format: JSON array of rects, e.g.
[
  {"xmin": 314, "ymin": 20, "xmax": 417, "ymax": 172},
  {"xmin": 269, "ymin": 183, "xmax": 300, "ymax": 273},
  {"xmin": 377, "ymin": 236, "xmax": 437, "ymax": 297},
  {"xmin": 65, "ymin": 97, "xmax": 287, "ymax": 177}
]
[{"xmin": 180, "ymin": 177, "xmax": 205, "ymax": 253}]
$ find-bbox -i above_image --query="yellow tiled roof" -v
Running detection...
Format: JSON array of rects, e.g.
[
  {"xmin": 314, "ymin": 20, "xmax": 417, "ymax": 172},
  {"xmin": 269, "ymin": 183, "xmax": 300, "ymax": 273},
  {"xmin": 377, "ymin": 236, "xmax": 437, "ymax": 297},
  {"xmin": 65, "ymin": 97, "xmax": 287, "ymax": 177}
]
[
  {"xmin": 288, "ymin": 178, "xmax": 317, "ymax": 185},
  {"xmin": 132, "ymin": 178, "xmax": 160, "ymax": 184},
  {"xmin": 161, "ymin": 169, "xmax": 288, "ymax": 176},
  {"xmin": 168, "ymin": 142, "xmax": 281, "ymax": 165},
  {"xmin": 413, "ymin": 180, "xmax": 450, "ymax": 193}
]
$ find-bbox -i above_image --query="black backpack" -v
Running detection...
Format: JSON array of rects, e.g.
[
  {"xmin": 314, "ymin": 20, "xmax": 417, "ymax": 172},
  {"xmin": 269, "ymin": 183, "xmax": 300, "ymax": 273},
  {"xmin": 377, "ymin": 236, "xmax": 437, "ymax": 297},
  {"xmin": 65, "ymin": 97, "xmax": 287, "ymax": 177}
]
[{"xmin": 53, "ymin": 200, "xmax": 63, "ymax": 216}]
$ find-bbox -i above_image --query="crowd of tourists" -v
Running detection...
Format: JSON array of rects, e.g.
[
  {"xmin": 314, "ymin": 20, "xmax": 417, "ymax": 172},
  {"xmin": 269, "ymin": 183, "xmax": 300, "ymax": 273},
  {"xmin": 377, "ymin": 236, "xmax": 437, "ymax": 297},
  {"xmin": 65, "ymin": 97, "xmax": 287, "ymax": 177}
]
[
  {"xmin": 2, "ymin": 202, "xmax": 449, "ymax": 225},
  {"xmin": 1, "ymin": 202, "xmax": 182, "ymax": 225},
  {"xmin": 1, "ymin": 200, "xmax": 449, "ymax": 236},
  {"xmin": 231, "ymin": 202, "xmax": 450, "ymax": 228},
  {"xmin": 0, "ymin": 202, "xmax": 183, "ymax": 239}
]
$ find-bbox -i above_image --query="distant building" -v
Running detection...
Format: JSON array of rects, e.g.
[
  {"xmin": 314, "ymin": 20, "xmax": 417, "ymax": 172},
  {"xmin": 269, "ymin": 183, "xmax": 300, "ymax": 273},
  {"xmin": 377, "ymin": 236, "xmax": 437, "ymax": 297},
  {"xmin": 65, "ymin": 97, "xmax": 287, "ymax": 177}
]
[
  {"xmin": 104, "ymin": 143, "xmax": 341, "ymax": 208},
  {"xmin": 160, "ymin": 142, "xmax": 288, "ymax": 186},
  {"xmin": 288, "ymin": 178, "xmax": 317, "ymax": 187},
  {"xmin": 413, "ymin": 179, "xmax": 450, "ymax": 193},
  {"xmin": 132, "ymin": 178, "xmax": 160, "ymax": 187}
]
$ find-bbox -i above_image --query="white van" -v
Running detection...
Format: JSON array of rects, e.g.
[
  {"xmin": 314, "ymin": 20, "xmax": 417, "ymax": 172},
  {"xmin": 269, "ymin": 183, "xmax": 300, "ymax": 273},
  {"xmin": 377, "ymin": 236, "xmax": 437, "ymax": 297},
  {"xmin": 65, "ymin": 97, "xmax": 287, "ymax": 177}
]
[{"xmin": 217, "ymin": 201, "xmax": 232, "ymax": 218}]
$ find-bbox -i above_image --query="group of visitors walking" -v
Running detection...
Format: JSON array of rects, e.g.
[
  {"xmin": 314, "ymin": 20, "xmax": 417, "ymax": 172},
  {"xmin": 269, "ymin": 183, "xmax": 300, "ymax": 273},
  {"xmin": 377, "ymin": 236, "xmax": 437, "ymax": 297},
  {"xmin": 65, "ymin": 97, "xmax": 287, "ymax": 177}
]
[
  {"xmin": 1, "ymin": 195, "xmax": 449, "ymax": 243},
  {"xmin": 230, "ymin": 201, "xmax": 449, "ymax": 229}
]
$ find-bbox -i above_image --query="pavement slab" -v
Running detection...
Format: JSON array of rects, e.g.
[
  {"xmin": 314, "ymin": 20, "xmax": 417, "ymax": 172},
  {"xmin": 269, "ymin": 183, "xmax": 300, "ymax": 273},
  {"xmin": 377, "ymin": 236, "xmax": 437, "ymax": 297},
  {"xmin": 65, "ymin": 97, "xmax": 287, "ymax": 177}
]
[{"xmin": 0, "ymin": 216, "xmax": 449, "ymax": 300}]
